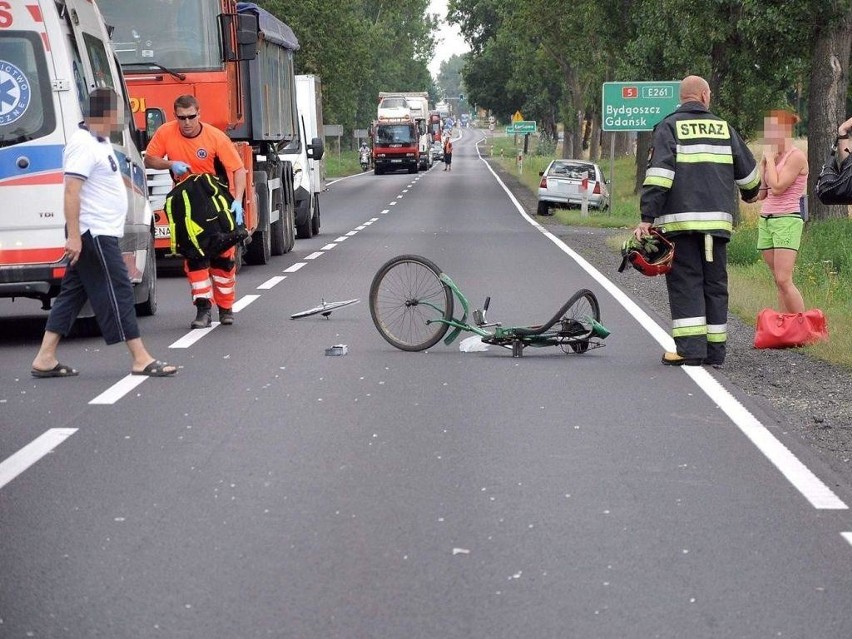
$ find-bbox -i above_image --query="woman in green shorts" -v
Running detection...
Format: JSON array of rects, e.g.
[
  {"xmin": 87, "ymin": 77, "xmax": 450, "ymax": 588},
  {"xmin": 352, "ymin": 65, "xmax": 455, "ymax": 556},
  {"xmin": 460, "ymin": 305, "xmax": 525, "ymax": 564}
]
[{"xmin": 757, "ymin": 110, "xmax": 808, "ymax": 313}]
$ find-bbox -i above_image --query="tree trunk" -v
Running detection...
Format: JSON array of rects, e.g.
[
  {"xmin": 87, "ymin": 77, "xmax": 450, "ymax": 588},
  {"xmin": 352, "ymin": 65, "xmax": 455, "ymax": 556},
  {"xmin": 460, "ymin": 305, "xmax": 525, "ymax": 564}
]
[
  {"xmin": 807, "ymin": 11, "xmax": 852, "ymax": 221},
  {"xmin": 589, "ymin": 113, "xmax": 600, "ymax": 162},
  {"xmin": 615, "ymin": 132, "xmax": 633, "ymax": 156},
  {"xmin": 634, "ymin": 131, "xmax": 651, "ymax": 194}
]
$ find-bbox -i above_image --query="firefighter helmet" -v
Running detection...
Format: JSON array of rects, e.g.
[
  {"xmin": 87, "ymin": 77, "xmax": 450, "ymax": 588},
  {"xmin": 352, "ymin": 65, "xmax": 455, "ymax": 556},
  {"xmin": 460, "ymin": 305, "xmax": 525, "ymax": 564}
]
[{"xmin": 618, "ymin": 228, "xmax": 674, "ymax": 276}]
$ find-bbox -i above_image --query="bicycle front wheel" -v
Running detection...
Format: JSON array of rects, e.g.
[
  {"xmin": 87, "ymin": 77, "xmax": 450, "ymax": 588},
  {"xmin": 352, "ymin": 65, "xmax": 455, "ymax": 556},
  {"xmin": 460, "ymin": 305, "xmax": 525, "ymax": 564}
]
[
  {"xmin": 560, "ymin": 289, "xmax": 600, "ymax": 353},
  {"xmin": 369, "ymin": 255, "xmax": 454, "ymax": 351}
]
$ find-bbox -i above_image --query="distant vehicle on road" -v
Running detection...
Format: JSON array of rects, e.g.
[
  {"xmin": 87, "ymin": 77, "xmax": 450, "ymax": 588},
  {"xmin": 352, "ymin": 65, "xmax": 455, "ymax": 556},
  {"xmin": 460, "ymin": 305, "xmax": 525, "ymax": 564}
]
[{"xmin": 537, "ymin": 160, "xmax": 610, "ymax": 215}]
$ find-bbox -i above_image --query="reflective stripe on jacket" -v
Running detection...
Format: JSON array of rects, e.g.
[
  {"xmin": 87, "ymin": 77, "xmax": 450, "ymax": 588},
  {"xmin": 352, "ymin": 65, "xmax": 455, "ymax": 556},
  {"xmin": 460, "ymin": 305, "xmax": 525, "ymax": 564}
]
[{"xmin": 640, "ymin": 102, "xmax": 760, "ymax": 239}]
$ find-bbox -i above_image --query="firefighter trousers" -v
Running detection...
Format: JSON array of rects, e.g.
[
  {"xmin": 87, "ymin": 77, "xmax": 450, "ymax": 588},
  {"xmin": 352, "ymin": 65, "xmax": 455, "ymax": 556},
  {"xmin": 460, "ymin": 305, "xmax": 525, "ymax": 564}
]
[
  {"xmin": 664, "ymin": 233, "xmax": 728, "ymax": 364},
  {"xmin": 184, "ymin": 245, "xmax": 237, "ymax": 310}
]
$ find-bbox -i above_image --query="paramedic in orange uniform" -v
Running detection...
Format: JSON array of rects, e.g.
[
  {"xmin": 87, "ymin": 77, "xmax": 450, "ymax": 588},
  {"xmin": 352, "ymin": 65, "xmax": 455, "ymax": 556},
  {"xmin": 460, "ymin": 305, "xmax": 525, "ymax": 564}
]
[{"xmin": 145, "ymin": 95, "xmax": 247, "ymax": 328}]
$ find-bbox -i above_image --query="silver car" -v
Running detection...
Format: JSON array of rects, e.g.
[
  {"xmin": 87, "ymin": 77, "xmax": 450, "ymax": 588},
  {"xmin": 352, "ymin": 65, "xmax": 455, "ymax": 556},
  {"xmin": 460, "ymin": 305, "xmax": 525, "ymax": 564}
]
[{"xmin": 537, "ymin": 160, "xmax": 610, "ymax": 215}]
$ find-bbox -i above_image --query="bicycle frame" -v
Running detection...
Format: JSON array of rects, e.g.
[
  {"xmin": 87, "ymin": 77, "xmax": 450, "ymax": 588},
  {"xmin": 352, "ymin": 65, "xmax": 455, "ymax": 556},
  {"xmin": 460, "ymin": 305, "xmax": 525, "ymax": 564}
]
[{"xmin": 428, "ymin": 273, "xmax": 609, "ymax": 350}]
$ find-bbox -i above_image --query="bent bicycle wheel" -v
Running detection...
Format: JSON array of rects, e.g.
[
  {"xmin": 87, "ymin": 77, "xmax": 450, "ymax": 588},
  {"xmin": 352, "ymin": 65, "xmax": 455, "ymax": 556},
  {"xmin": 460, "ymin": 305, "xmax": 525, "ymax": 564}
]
[
  {"xmin": 370, "ymin": 255, "xmax": 454, "ymax": 351},
  {"xmin": 560, "ymin": 289, "xmax": 600, "ymax": 353}
]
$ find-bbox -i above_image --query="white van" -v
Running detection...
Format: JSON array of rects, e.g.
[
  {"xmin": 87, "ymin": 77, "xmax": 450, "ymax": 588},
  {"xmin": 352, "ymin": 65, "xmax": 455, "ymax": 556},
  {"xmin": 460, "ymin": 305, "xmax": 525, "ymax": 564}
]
[
  {"xmin": 0, "ymin": 0, "xmax": 156, "ymax": 315},
  {"xmin": 291, "ymin": 74, "xmax": 325, "ymax": 239}
]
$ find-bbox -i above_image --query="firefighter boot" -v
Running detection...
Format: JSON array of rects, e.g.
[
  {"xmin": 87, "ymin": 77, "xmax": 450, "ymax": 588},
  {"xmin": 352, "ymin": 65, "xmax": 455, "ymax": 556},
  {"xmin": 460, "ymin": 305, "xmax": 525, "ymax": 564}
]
[
  {"xmin": 219, "ymin": 307, "xmax": 234, "ymax": 325},
  {"xmin": 191, "ymin": 298, "xmax": 212, "ymax": 329},
  {"xmin": 661, "ymin": 351, "xmax": 702, "ymax": 366}
]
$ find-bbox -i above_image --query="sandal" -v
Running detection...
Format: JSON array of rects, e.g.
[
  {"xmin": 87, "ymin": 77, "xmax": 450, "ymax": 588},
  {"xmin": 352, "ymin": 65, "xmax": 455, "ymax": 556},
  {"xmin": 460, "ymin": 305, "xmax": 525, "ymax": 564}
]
[
  {"xmin": 132, "ymin": 360, "xmax": 177, "ymax": 377},
  {"xmin": 31, "ymin": 363, "xmax": 79, "ymax": 378}
]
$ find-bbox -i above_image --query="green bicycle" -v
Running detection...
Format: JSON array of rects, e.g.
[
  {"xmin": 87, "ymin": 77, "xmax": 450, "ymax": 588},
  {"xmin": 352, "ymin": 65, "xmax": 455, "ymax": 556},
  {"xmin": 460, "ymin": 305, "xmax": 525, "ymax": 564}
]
[{"xmin": 369, "ymin": 255, "xmax": 610, "ymax": 357}]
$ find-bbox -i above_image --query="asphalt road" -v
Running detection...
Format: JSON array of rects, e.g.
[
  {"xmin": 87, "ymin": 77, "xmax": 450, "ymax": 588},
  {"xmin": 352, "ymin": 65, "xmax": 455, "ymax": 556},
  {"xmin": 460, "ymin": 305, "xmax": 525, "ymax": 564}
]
[{"xmin": 1, "ymin": 131, "xmax": 851, "ymax": 638}]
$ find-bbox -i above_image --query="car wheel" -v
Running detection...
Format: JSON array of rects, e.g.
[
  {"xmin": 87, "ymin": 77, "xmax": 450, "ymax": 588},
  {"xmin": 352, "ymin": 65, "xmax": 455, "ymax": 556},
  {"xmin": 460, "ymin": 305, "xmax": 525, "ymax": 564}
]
[{"xmin": 537, "ymin": 201, "xmax": 550, "ymax": 216}]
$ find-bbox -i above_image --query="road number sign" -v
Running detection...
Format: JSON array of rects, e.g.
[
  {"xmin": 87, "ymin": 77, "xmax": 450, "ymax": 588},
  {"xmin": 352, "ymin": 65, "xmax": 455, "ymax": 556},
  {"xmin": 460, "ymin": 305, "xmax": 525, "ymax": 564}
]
[{"xmin": 602, "ymin": 81, "xmax": 680, "ymax": 131}]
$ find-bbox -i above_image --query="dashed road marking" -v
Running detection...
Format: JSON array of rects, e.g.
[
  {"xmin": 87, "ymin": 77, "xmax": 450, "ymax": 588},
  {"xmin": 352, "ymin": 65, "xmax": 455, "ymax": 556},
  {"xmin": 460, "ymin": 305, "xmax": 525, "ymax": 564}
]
[
  {"xmin": 305, "ymin": 251, "xmax": 324, "ymax": 260},
  {"xmin": 284, "ymin": 262, "xmax": 307, "ymax": 273},
  {"xmin": 321, "ymin": 244, "xmax": 337, "ymax": 251},
  {"xmin": 170, "ymin": 323, "xmax": 220, "ymax": 349},
  {"xmin": 0, "ymin": 428, "xmax": 77, "ymax": 490},
  {"xmin": 346, "ymin": 230, "xmax": 358, "ymax": 236},
  {"xmin": 843, "ymin": 532, "xmax": 852, "ymax": 548},
  {"xmin": 335, "ymin": 236, "xmax": 348, "ymax": 242},
  {"xmin": 258, "ymin": 275, "xmax": 286, "ymax": 290},
  {"xmin": 233, "ymin": 295, "xmax": 260, "ymax": 312},
  {"xmin": 89, "ymin": 375, "xmax": 148, "ymax": 405}
]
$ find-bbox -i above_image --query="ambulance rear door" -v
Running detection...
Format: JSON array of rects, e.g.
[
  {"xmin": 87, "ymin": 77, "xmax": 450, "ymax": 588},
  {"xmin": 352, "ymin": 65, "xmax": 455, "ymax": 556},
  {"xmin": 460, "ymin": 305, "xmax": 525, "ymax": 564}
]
[{"xmin": 0, "ymin": 0, "xmax": 68, "ymax": 284}]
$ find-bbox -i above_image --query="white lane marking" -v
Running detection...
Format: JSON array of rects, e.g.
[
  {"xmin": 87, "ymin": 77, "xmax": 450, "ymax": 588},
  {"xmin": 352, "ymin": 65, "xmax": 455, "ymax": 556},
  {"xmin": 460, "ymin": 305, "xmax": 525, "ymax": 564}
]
[
  {"xmin": 380, "ymin": 210, "xmax": 389, "ymax": 215},
  {"xmin": 258, "ymin": 275, "xmax": 286, "ymax": 290},
  {"xmin": 284, "ymin": 262, "xmax": 307, "ymax": 273},
  {"xmin": 305, "ymin": 251, "xmax": 324, "ymax": 260},
  {"xmin": 369, "ymin": 217, "xmax": 379, "ymax": 222},
  {"xmin": 335, "ymin": 236, "xmax": 348, "ymax": 242},
  {"xmin": 389, "ymin": 201, "xmax": 397, "ymax": 206},
  {"xmin": 170, "ymin": 323, "xmax": 220, "ymax": 349},
  {"xmin": 402, "ymin": 189, "xmax": 409, "ymax": 193},
  {"xmin": 346, "ymin": 230, "xmax": 358, "ymax": 236},
  {"xmin": 233, "ymin": 294, "xmax": 260, "ymax": 312},
  {"xmin": 355, "ymin": 225, "xmax": 367, "ymax": 230},
  {"xmin": 0, "ymin": 428, "xmax": 78, "ymax": 490},
  {"xmin": 684, "ymin": 367, "xmax": 847, "ymax": 509},
  {"xmin": 478, "ymin": 144, "xmax": 848, "ymax": 512},
  {"xmin": 325, "ymin": 172, "xmax": 368, "ymax": 186},
  {"xmin": 321, "ymin": 243, "xmax": 337, "ymax": 251},
  {"xmin": 396, "ymin": 195, "xmax": 404, "ymax": 199},
  {"xmin": 89, "ymin": 375, "xmax": 148, "ymax": 405},
  {"xmin": 842, "ymin": 532, "xmax": 852, "ymax": 548}
]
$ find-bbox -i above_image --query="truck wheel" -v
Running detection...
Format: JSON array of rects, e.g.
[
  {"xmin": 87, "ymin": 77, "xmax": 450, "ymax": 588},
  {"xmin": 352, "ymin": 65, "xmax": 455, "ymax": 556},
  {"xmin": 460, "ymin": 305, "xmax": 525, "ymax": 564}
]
[
  {"xmin": 374, "ymin": 166, "xmax": 383, "ymax": 176},
  {"xmin": 310, "ymin": 193, "xmax": 320, "ymax": 236},
  {"xmin": 271, "ymin": 197, "xmax": 295, "ymax": 255},
  {"xmin": 245, "ymin": 172, "xmax": 271, "ymax": 265},
  {"xmin": 270, "ymin": 167, "xmax": 287, "ymax": 256},
  {"xmin": 408, "ymin": 165, "xmax": 418, "ymax": 174},
  {"xmin": 135, "ymin": 231, "xmax": 157, "ymax": 316},
  {"xmin": 295, "ymin": 197, "xmax": 313, "ymax": 239}
]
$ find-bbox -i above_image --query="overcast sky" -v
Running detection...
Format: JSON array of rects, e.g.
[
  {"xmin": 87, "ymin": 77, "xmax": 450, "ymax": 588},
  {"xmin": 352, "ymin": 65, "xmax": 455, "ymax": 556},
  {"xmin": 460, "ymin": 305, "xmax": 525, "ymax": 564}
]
[{"xmin": 428, "ymin": 0, "xmax": 470, "ymax": 78}]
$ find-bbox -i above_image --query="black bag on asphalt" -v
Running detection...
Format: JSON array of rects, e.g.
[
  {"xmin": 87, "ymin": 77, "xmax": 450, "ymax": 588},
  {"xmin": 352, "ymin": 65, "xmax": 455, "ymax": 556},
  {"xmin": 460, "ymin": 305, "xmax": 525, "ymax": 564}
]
[{"xmin": 815, "ymin": 141, "xmax": 852, "ymax": 205}]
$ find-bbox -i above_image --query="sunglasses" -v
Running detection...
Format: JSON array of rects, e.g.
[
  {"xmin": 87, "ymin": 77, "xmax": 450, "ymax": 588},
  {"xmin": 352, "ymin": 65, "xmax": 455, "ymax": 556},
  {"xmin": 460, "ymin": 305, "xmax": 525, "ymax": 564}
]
[{"xmin": 175, "ymin": 113, "xmax": 198, "ymax": 121}]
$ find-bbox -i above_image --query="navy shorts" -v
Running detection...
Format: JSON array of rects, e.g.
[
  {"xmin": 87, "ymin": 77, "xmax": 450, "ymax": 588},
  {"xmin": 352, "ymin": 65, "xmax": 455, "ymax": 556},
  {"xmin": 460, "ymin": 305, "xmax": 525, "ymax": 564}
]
[{"xmin": 46, "ymin": 232, "xmax": 141, "ymax": 345}]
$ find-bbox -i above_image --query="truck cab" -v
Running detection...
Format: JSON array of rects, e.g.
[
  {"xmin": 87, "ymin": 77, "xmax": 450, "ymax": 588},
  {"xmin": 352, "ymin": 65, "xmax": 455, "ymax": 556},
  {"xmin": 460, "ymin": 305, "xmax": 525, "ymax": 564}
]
[
  {"xmin": 0, "ymin": 0, "xmax": 156, "ymax": 315},
  {"xmin": 371, "ymin": 118, "xmax": 419, "ymax": 175}
]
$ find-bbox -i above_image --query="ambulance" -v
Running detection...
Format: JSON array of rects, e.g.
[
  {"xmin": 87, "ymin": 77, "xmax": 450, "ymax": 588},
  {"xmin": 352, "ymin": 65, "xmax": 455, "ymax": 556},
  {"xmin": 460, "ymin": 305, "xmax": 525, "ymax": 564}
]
[{"xmin": 0, "ymin": 0, "xmax": 156, "ymax": 315}]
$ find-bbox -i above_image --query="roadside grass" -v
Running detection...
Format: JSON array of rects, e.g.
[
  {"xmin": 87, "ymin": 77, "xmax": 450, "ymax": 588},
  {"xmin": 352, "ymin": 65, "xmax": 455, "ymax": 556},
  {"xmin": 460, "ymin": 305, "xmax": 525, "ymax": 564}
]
[
  {"xmin": 487, "ymin": 133, "xmax": 852, "ymax": 369},
  {"xmin": 325, "ymin": 150, "xmax": 362, "ymax": 178}
]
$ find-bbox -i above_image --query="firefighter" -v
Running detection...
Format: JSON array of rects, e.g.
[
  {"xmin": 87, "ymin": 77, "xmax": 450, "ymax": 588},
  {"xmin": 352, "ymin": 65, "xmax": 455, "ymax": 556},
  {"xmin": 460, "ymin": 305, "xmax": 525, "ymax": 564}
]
[
  {"xmin": 636, "ymin": 75, "xmax": 760, "ymax": 367},
  {"xmin": 145, "ymin": 95, "xmax": 247, "ymax": 329}
]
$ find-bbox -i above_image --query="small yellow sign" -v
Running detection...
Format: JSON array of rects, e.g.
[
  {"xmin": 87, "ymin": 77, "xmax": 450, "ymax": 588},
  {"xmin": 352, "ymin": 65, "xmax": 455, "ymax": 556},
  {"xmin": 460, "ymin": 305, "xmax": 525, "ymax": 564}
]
[{"xmin": 512, "ymin": 111, "xmax": 524, "ymax": 123}]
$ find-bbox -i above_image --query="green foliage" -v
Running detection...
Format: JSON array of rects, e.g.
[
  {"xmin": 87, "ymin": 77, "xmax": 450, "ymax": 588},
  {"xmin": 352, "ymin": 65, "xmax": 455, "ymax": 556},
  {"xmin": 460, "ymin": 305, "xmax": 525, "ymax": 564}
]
[{"xmin": 257, "ymin": 0, "xmax": 437, "ymax": 146}]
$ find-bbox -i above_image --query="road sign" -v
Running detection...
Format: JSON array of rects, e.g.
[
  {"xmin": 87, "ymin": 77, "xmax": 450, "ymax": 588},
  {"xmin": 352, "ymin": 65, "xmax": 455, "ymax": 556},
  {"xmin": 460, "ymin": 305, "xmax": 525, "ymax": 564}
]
[
  {"xmin": 601, "ymin": 81, "xmax": 680, "ymax": 131},
  {"xmin": 512, "ymin": 111, "xmax": 523, "ymax": 123},
  {"xmin": 324, "ymin": 124, "xmax": 343, "ymax": 137},
  {"xmin": 505, "ymin": 125, "xmax": 516, "ymax": 134},
  {"xmin": 353, "ymin": 129, "xmax": 368, "ymax": 138},
  {"xmin": 513, "ymin": 121, "xmax": 536, "ymax": 133}
]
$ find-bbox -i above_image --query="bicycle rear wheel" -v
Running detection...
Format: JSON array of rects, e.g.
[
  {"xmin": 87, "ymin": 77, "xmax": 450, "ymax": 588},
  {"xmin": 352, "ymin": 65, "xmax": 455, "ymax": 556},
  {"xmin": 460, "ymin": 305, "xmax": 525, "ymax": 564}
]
[
  {"xmin": 559, "ymin": 289, "xmax": 600, "ymax": 353},
  {"xmin": 369, "ymin": 255, "xmax": 454, "ymax": 351}
]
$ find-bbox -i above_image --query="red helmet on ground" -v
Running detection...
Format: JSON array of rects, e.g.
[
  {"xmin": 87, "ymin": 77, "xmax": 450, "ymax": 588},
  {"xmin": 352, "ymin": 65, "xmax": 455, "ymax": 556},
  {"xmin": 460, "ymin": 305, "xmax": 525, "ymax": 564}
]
[{"xmin": 618, "ymin": 228, "xmax": 674, "ymax": 276}]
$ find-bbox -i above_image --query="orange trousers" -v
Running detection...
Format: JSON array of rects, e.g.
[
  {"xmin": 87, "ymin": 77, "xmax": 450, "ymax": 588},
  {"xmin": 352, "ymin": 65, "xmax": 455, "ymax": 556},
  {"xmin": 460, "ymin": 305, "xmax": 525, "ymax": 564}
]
[{"xmin": 184, "ymin": 245, "xmax": 236, "ymax": 309}]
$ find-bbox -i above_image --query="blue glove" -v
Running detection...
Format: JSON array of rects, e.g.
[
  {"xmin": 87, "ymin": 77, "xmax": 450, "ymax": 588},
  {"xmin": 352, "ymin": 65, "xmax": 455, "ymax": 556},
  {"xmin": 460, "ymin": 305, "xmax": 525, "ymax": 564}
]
[
  {"xmin": 231, "ymin": 199, "xmax": 244, "ymax": 225},
  {"xmin": 171, "ymin": 161, "xmax": 190, "ymax": 176}
]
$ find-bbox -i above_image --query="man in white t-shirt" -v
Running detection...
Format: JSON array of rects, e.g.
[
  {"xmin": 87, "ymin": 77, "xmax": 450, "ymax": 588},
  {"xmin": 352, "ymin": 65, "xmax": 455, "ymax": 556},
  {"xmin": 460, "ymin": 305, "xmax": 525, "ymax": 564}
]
[{"xmin": 31, "ymin": 88, "xmax": 177, "ymax": 378}]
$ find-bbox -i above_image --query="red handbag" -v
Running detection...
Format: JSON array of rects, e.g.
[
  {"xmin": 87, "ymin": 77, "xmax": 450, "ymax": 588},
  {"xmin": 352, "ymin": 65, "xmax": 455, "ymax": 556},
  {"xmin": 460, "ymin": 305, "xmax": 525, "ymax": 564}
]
[{"xmin": 754, "ymin": 308, "xmax": 829, "ymax": 349}]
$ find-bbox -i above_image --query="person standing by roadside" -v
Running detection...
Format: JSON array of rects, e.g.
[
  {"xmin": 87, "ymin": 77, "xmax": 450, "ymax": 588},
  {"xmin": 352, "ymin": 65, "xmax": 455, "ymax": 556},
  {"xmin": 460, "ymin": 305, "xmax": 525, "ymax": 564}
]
[
  {"xmin": 31, "ymin": 88, "xmax": 177, "ymax": 378},
  {"xmin": 144, "ymin": 95, "xmax": 247, "ymax": 329},
  {"xmin": 636, "ymin": 75, "xmax": 761, "ymax": 367},
  {"xmin": 757, "ymin": 110, "xmax": 808, "ymax": 313},
  {"xmin": 443, "ymin": 135, "xmax": 453, "ymax": 171}
]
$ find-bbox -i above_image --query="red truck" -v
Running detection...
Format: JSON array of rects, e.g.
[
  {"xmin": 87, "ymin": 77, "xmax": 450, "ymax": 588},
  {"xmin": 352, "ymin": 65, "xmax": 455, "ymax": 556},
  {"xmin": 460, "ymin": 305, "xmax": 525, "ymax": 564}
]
[{"xmin": 371, "ymin": 117, "xmax": 419, "ymax": 175}]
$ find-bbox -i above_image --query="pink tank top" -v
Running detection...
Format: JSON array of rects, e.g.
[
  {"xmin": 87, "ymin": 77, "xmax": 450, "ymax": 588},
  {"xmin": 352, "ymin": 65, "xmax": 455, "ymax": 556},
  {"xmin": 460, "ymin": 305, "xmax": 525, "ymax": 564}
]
[{"xmin": 762, "ymin": 148, "xmax": 807, "ymax": 216}]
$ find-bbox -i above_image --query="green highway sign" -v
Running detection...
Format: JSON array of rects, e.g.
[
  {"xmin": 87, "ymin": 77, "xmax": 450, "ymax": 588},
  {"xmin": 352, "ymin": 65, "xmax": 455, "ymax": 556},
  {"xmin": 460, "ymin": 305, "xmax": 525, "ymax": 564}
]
[
  {"xmin": 506, "ymin": 125, "xmax": 516, "ymax": 134},
  {"xmin": 602, "ymin": 81, "xmax": 681, "ymax": 131},
  {"xmin": 513, "ymin": 120, "xmax": 537, "ymax": 133}
]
